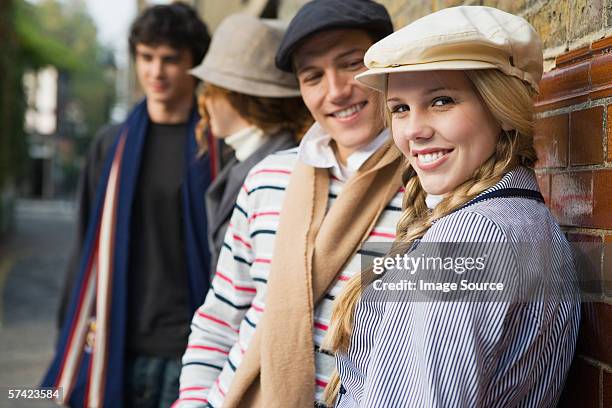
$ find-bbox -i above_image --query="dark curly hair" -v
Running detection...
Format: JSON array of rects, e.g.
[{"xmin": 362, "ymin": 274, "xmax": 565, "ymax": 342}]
[{"xmin": 129, "ymin": 2, "xmax": 210, "ymax": 67}]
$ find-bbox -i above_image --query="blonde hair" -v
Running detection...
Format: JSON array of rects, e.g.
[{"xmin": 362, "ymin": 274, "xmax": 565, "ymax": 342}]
[
  {"xmin": 195, "ymin": 83, "xmax": 313, "ymax": 155},
  {"xmin": 322, "ymin": 69, "xmax": 538, "ymax": 405}
]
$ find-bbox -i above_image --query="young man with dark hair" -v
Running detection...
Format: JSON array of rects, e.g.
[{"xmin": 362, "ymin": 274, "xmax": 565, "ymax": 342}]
[
  {"xmin": 128, "ymin": 2, "xmax": 210, "ymax": 66},
  {"xmin": 43, "ymin": 4, "xmax": 213, "ymax": 407}
]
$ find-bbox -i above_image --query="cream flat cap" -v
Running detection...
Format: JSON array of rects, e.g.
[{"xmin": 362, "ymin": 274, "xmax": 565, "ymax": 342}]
[
  {"xmin": 356, "ymin": 6, "xmax": 543, "ymax": 93},
  {"xmin": 189, "ymin": 14, "xmax": 300, "ymax": 98}
]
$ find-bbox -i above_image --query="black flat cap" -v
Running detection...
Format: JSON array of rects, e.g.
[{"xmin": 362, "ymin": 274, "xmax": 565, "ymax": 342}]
[{"xmin": 275, "ymin": 0, "xmax": 394, "ymax": 72}]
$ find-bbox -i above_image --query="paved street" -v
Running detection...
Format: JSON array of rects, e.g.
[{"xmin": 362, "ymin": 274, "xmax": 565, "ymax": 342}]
[{"xmin": 0, "ymin": 200, "xmax": 75, "ymax": 408}]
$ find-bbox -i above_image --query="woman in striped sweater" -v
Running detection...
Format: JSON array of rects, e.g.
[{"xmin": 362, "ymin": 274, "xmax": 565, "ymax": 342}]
[{"xmin": 324, "ymin": 6, "xmax": 581, "ymax": 407}]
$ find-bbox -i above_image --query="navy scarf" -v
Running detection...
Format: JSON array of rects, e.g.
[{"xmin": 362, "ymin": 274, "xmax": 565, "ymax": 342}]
[{"xmin": 42, "ymin": 100, "xmax": 213, "ymax": 407}]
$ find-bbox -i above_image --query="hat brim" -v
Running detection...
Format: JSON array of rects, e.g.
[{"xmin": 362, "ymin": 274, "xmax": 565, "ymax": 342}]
[
  {"xmin": 188, "ymin": 64, "xmax": 207, "ymax": 81},
  {"xmin": 355, "ymin": 60, "xmax": 499, "ymax": 92},
  {"xmin": 188, "ymin": 64, "xmax": 301, "ymax": 98}
]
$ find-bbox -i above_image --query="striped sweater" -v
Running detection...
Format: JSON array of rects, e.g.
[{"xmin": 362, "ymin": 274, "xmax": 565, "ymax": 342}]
[
  {"xmin": 176, "ymin": 148, "xmax": 404, "ymax": 407},
  {"xmin": 335, "ymin": 167, "xmax": 580, "ymax": 407}
]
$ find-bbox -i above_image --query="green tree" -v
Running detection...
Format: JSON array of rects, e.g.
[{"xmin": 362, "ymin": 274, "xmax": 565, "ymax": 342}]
[{"xmin": 0, "ymin": 0, "xmax": 116, "ymax": 194}]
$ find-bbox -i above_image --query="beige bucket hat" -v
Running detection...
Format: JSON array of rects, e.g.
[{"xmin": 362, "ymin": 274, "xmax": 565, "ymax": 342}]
[
  {"xmin": 355, "ymin": 6, "xmax": 543, "ymax": 93},
  {"xmin": 189, "ymin": 14, "xmax": 300, "ymax": 98}
]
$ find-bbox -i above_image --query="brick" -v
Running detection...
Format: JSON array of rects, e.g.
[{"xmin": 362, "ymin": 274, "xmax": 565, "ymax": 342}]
[
  {"xmin": 392, "ymin": 13, "xmax": 410, "ymax": 30},
  {"xmin": 570, "ymin": 107, "xmax": 604, "ymax": 166},
  {"xmin": 483, "ymin": 0, "xmax": 534, "ymax": 15},
  {"xmin": 450, "ymin": 0, "xmax": 476, "ymax": 5},
  {"xmin": 378, "ymin": 0, "xmax": 414, "ymax": 20},
  {"xmin": 604, "ymin": 369, "xmax": 612, "ymax": 408},
  {"xmin": 536, "ymin": 61, "xmax": 590, "ymax": 111},
  {"xmin": 606, "ymin": 235, "xmax": 612, "ymax": 297},
  {"xmin": 593, "ymin": 169, "xmax": 612, "ymax": 228},
  {"xmin": 392, "ymin": 2, "xmax": 432, "ymax": 28},
  {"xmin": 590, "ymin": 51, "xmax": 612, "ymax": 100},
  {"xmin": 550, "ymin": 171, "xmax": 593, "ymax": 227},
  {"xmin": 526, "ymin": 0, "xmax": 569, "ymax": 49},
  {"xmin": 558, "ymin": 357, "xmax": 600, "ymax": 408},
  {"xmin": 608, "ymin": 106, "xmax": 612, "ymax": 162},
  {"xmin": 577, "ymin": 302, "xmax": 612, "ymax": 365},
  {"xmin": 556, "ymin": 44, "xmax": 591, "ymax": 67},
  {"xmin": 535, "ymin": 172, "xmax": 551, "ymax": 205},
  {"xmin": 534, "ymin": 114, "xmax": 569, "ymax": 168},
  {"xmin": 608, "ymin": 3, "xmax": 612, "ymax": 44},
  {"xmin": 566, "ymin": 233, "xmax": 602, "ymax": 243},
  {"xmin": 553, "ymin": 170, "xmax": 612, "ymax": 229},
  {"xmin": 568, "ymin": 0, "xmax": 605, "ymax": 41},
  {"xmin": 567, "ymin": 233, "xmax": 602, "ymax": 298},
  {"xmin": 435, "ymin": 0, "xmax": 472, "ymax": 7}
]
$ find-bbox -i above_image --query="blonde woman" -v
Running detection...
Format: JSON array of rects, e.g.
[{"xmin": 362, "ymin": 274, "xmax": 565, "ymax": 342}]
[{"xmin": 324, "ymin": 6, "xmax": 580, "ymax": 407}]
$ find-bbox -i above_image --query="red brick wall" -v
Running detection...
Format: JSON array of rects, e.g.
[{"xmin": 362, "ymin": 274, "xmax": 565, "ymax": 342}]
[{"xmin": 535, "ymin": 36, "xmax": 612, "ymax": 407}]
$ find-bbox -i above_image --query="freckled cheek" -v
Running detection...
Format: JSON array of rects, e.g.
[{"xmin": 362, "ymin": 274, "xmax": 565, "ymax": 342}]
[
  {"xmin": 394, "ymin": 119, "xmax": 414, "ymax": 155},
  {"xmin": 456, "ymin": 143, "xmax": 488, "ymax": 173},
  {"xmin": 391, "ymin": 129, "xmax": 410, "ymax": 157},
  {"xmin": 440, "ymin": 119, "xmax": 472, "ymax": 144}
]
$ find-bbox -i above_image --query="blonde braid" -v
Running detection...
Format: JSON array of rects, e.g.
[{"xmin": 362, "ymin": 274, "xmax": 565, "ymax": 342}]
[{"xmin": 322, "ymin": 69, "xmax": 536, "ymax": 406}]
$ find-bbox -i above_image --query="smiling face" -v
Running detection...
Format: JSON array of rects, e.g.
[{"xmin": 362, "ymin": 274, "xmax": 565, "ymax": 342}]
[
  {"xmin": 387, "ymin": 70, "xmax": 502, "ymax": 195},
  {"xmin": 135, "ymin": 43, "xmax": 196, "ymax": 108},
  {"xmin": 293, "ymin": 29, "xmax": 383, "ymax": 163}
]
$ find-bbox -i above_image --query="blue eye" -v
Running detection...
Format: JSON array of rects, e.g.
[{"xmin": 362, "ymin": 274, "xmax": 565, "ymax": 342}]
[
  {"xmin": 389, "ymin": 104, "xmax": 409, "ymax": 114},
  {"xmin": 432, "ymin": 97, "xmax": 454, "ymax": 107}
]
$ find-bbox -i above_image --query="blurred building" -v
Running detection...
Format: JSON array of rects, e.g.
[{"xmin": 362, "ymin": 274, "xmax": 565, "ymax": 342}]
[
  {"xmin": 23, "ymin": 66, "xmax": 62, "ymax": 198},
  {"xmin": 23, "ymin": 57, "xmax": 117, "ymax": 199}
]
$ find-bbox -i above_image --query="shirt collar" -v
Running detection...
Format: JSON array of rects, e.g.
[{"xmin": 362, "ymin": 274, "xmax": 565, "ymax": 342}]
[
  {"xmin": 425, "ymin": 194, "xmax": 445, "ymax": 209},
  {"xmin": 297, "ymin": 122, "xmax": 390, "ymax": 181},
  {"xmin": 224, "ymin": 125, "xmax": 267, "ymax": 162},
  {"xmin": 427, "ymin": 166, "xmax": 540, "ymax": 211}
]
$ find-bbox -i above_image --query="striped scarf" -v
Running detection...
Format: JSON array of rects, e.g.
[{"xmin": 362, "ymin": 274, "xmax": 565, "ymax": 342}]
[{"xmin": 42, "ymin": 100, "xmax": 214, "ymax": 408}]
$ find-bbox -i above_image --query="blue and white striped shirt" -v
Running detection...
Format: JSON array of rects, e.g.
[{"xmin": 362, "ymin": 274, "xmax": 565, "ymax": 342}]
[{"xmin": 334, "ymin": 166, "xmax": 580, "ymax": 407}]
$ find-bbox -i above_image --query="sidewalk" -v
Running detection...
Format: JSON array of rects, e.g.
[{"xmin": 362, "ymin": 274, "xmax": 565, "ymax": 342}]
[{"xmin": 0, "ymin": 199, "xmax": 75, "ymax": 407}]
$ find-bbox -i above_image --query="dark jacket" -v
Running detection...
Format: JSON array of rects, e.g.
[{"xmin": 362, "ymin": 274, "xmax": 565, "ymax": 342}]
[{"xmin": 205, "ymin": 130, "xmax": 296, "ymax": 273}]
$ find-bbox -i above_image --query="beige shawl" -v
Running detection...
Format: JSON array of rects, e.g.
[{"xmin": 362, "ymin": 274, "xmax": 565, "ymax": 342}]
[{"xmin": 222, "ymin": 140, "xmax": 404, "ymax": 407}]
